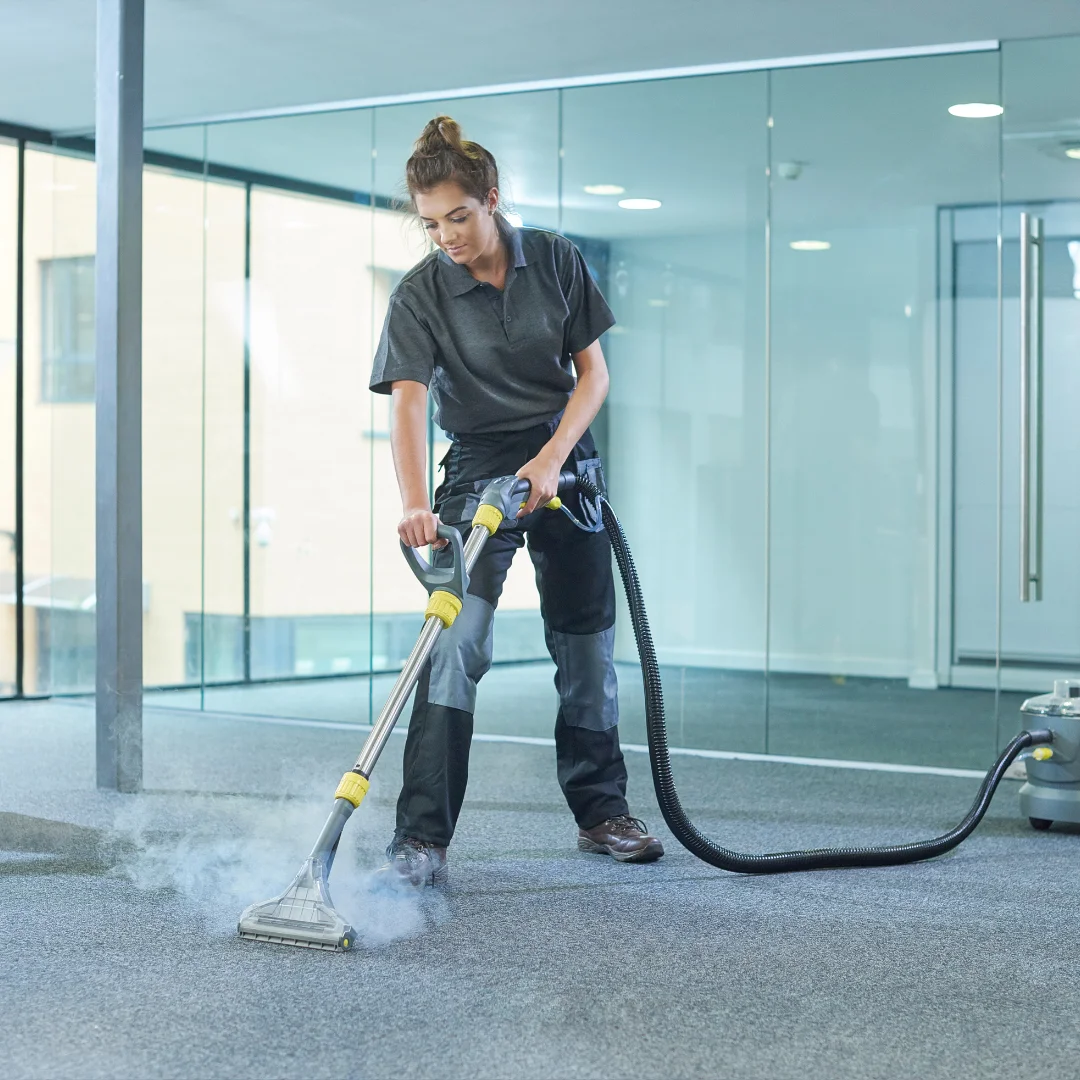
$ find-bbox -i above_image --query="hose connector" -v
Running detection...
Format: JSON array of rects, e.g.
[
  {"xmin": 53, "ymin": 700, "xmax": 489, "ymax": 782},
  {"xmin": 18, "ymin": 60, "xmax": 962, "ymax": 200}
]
[
  {"xmin": 425, "ymin": 589, "xmax": 463, "ymax": 628},
  {"xmin": 335, "ymin": 771, "xmax": 371, "ymax": 808},
  {"xmin": 472, "ymin": 503, "xmax": 504, "ymax": 536},
  {"xmin": 1023, "ymin": 728, "xmax": 1056, "ymax": 747}
]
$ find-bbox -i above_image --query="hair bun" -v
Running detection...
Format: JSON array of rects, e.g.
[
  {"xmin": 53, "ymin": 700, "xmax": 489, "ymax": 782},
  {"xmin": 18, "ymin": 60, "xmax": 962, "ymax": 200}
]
[{"xmin": 416, "ymin": 115, "xmax": 466, "ymax": 156}]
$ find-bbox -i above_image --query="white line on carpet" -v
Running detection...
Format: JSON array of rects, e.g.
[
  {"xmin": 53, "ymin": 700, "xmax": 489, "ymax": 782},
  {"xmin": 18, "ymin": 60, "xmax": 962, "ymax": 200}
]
[{"xmin": 160, "ymin": 707, "xmax": 988, "ymax": 780}]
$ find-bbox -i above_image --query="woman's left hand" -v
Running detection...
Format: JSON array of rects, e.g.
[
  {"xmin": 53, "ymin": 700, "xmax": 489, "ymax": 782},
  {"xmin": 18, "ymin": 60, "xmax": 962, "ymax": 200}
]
[{"xmin": 516, "ymin": 450, "xmax": 562, "ymax": 517}]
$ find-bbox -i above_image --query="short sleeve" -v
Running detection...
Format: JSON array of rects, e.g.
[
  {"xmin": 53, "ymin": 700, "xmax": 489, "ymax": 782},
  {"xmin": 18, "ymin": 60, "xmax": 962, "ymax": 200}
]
[
  {"xmin": 559, "ymin": 240, "xmax": 616, "ymax": 354},
  {"xmin": 369, "ymin": 293, "xmax": 438, "ymax": 396}
]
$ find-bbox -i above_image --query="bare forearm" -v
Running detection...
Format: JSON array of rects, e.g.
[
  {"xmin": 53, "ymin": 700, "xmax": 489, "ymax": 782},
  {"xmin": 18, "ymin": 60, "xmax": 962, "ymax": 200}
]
[
  {"xmin": 390, "ymin": 382, "xmax": 431, "ymax": 512},
  {"xmin": 544, "ymin": 364, "xmax": 609, "ymax": 464}
]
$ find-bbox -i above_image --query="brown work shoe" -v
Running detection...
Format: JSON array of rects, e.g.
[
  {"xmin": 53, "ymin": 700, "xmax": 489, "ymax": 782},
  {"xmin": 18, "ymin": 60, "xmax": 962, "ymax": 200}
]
[
  {"xmin": 578, "ymin": 815, "xmax": 664, "ymax": 863},
  {"xmin": 378, "ymin": 836, "xmax": 449, "ymax": 887}
]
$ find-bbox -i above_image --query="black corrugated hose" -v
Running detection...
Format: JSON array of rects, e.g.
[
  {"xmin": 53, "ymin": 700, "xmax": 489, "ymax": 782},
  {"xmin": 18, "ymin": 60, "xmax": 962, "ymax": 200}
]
[{"xmin": 577, "ymin": 477, "xmax": 1054, "ymax": 873}]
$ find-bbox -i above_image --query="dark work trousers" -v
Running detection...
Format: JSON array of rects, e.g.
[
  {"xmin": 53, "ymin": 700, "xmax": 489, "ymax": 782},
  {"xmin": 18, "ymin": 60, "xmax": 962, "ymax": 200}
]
[{"xmin": 394, "ymin": 419, "xmax": 630, "ymax": 847}]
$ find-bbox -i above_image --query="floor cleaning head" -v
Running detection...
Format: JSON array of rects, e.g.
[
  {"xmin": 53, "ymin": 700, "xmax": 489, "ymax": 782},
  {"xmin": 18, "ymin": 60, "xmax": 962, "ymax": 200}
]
[{"xmin": 238, "ymin": 798, "xmax": 357, "ymax": 950}]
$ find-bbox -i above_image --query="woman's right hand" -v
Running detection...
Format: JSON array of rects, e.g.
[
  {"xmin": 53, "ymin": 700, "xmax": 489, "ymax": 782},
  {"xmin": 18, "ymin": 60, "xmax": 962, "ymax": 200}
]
[{"xmin": 398, "ymin": 507, "xmax": 448, "ymax": 550}]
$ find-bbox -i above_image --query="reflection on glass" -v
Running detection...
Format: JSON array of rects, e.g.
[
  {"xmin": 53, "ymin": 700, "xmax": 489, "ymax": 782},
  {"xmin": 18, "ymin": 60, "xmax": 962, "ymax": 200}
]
[
  {"xmin": 563, "ymin": 74, "xmax": 769, "ymax": 752},
  {"xmin": 41, "ymin": 255, "xmax": 94, "ymax": 402},
  {"xmin": 769, "ymin": 51, "xmax": 1001, "ymax": 767}
]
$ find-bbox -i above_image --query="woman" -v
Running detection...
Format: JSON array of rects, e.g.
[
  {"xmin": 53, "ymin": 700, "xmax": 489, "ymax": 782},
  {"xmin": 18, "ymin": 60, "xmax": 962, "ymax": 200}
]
[{"xmin": 369, "ymin": 116, "xmax": 663, "ymax": 885}]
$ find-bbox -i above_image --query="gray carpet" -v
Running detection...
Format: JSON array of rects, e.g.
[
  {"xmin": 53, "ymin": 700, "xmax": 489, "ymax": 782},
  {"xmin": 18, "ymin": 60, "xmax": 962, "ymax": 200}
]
[{"xmin": 2, "ymin": 699, "xmax": 1077, "ymax": 1080}]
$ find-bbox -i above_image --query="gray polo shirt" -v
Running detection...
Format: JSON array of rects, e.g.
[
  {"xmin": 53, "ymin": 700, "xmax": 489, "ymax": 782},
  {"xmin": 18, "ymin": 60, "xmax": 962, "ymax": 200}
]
[{"xmin": 369, "ymin": 224, "xmax": 615, "ymax": 435}]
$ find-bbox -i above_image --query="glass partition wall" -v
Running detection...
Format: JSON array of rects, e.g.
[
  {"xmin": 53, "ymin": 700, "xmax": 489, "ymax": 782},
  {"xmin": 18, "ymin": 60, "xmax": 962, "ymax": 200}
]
[
  {"xmin": 8, "ymin": 37, "xmax": 1080, "ymax": 769},
  {"xmin": 561, "ymin": 74, "xmax": 769, "ymax": 751},
  {"xmin": 768, "ymin": 50, "xmax": 1003, "ymax": 766},
  {"xmin": 0, "ymin": 140, "xmax": 15, "ymax": 697},
  {"xmin": 995, "ymin": 37, "xmax": 1080, "ymax": 727}
]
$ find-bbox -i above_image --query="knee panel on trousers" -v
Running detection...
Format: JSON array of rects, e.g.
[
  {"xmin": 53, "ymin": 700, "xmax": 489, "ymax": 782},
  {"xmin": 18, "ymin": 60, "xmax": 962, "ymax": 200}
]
[
  {"xmin": 549, "ymin": 625, "xmax": 619, "ymax": 731},
  {"xmin": 427, "ymin": 592, "xmax": 495, "ymax": 713}
]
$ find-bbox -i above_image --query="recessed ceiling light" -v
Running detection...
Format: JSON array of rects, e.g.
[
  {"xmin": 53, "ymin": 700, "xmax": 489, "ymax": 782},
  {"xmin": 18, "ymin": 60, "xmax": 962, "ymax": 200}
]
[
  {"xmin": 790, "ymin": 240, "xmax": 831, "ymax": 251},
  {"xmin": 948, "ymin": 102, "xmax": 1003, "ymax": 119},
  {"xmin": 619, "ymin": 198, "xmax": 662, "ymax": 210},
  {"xmin": 1065, "ymin": 147, "xmax": 1080, "ymax": 160},
  {"xmin": 584, "ymin": 184, "xmax": 626, "ymax": 196},
  {"xmin": 504, "ymin": 211, "xmax": 524, "ymax": 227}
]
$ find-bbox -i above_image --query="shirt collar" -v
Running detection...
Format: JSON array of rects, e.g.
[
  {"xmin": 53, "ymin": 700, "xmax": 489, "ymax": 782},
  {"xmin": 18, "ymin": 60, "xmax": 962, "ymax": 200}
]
[
  {"xmin": 438, "ymin": 217, "xmax": 527, "ymax": 297},
  {"xmin": 505, "ymin": 220, "xmax": 528, "ymax": 268}
]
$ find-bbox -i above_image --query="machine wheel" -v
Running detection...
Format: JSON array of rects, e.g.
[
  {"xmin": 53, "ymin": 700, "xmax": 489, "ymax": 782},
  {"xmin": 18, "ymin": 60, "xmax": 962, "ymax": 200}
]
[{"xmin": 1029, "ymin": 817, "xmax": 1053, "ymax": 831}]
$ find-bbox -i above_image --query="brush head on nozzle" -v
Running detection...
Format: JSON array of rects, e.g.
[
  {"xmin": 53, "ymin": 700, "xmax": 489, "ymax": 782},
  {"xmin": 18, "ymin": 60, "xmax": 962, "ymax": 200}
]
[{"xmin": 238, "ymin": 855, "xmax": 354, "ymax": 951}]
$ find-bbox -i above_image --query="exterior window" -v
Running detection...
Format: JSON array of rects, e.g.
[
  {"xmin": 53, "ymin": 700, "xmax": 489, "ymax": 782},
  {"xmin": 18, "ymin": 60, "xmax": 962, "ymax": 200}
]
[{"xmin": 41, "ymin": 255, "xmax": 95, "ymax": 403}]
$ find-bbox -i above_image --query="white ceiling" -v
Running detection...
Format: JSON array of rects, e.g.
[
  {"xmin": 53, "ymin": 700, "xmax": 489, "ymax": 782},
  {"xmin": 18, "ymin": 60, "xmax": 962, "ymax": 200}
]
[
  {"xmin": 4, "ymin": 0, "xmax": 1080, "ymax": 133},
  {"xmin": 135, "ymin": 39, "xmax": 1080, "ymax": 240}
]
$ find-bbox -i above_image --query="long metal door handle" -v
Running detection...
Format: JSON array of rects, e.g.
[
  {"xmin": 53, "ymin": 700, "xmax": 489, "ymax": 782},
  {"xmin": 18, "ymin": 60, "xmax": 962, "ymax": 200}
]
[
  {"xmin": 1032, "ymin": 215, "xmax": 1045, "ymax": 602},
  {"xmin": 1019, "ymin": 212, "xmax": 1044, "ymax": 603},
  {"xmin": 1020, "ymin": 212, "xmax": 1032, "ymax": 602}
]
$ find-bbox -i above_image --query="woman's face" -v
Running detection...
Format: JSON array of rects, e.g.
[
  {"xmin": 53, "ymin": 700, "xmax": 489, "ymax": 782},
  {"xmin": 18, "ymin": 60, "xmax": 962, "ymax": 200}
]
[{"xmin": 414, "ymin": 182, "xmax": 499, "ymax": 265}]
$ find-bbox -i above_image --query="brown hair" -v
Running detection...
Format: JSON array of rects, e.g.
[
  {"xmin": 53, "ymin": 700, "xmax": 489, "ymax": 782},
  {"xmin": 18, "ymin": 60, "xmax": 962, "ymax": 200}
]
[{"xmin": 405, "ymin": 115, "xmax": 501, "ymax": 211}]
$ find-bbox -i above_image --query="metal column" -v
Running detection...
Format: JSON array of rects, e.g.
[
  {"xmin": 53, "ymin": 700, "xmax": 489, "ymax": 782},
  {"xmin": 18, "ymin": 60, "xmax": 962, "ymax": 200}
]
[{"xmin": 95, "ymin": 0, "xmax": 144, "ymax": 791}]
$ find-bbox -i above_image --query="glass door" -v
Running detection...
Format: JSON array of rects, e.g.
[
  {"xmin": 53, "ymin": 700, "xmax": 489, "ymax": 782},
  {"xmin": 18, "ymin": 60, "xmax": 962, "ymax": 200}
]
[
  {"xmin": 995, "ymin": 37, "xmax": 1080, "ymax": 715},
  {"xmin": 953, "ymin": 203, "xmax": 1080, "ymax": 682}
]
